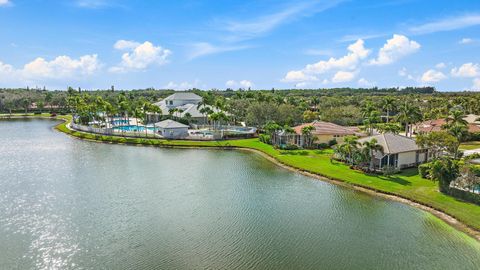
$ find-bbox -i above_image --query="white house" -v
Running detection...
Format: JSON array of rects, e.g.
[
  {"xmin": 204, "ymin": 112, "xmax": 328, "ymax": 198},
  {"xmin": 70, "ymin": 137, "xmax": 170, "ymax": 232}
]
[
  {"xmin": 357, "ymin": 133, "xmax": 431, "ymax": 170},
  {"xmin": 154, "ymin": 119, "xmax": 189, "ymax": 139},
  {"xmin": 153, "ymin": 92, "xmax": 217, "ymax": 124}
]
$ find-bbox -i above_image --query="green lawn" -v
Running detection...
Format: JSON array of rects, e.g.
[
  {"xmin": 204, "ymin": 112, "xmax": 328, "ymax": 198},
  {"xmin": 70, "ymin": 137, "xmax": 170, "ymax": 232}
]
[
  {"xmin": 9, "ymin": 115, "xmax": 480, "ymax": 234},
  {"xmin": 460, "ymin": 141, "xmax": 480, "ymax": 150}
]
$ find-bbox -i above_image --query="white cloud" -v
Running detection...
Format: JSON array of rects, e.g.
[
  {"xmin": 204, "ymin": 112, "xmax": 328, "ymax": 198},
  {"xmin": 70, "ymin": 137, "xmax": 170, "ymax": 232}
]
[
  {"xmin": 164, "ymin": 80, "xmax": 200, "ymax": 90},
  {"xmin": 398, "ymin": 67, "xmax": 408, "ymax": 77},
  {"xmin": 369, "ymin": 34, "xmax": 420, "ymax": 66},
  {"xmin": 239, "ymin": 80, "xmax": 253, "ymax": 88},
  {"xmin": 421, "ymin": 69, "xmax": 447, "ymax": 83},
  {"xmin": 0, "ymin": 54, "xmax": 100, "ymax": 86},
  {"xmin": 0, "ymin": 61, "xmax": 14, "ymax": 74},
  {"xmin": 225, "ymin": 79, "xmax": 254, "ymax": 89},
  {"xmin": 282, "ymin": 39, "xmax": 369, "ymax": 85},
  {"xmin": 187, "ymin": 42, "xmax": 250, "ymax": 60},
  {"xmin": 305, "ymin": 39, "xmax": 370, "ymax": 74},
  {"xmin": 331, "ymin": 70, "xmax": 356, "ymax": 83},
  {"xmin": 282, "ymin": 70, "xmax": 318, "ymax": 82},
  {"xmin": 303, "ymin": 49, "xmax": 332, "ymax": 56},
  {"xmin": 459, "ymin": 38, "xmax": 473, "ymax": 44},
  {"xmin": 110, "ymin": 40, "xmax": 171, "ymax": 73},
  {"xmin": 435, "ymin": 62, "xmax": 446, "ymax": 69},
  {"xmin": 398, "ymin": 67, "xmax": 415, "ymax": 80},
  {"xmin": 451, "ymin": 63, "xmax": 480, "ymax": 78},
  {"xmin": 472, "ymin": 78, "xmax": 480, "ymax": 91},
  {"xmin": 225, "ymin": 80, "xmax": 236, "ymax": 88},
  {"xmin": 358, "ymin": 78, "xmax": 375, "ymax": 87},
  {"xmin": 410, "ymin": 14, "xmax": 480, "ymax": 35},
  {"xmin": 113, "ymin": 40, "xmax": 141, "ymax": 50},
  {"xmin": 22, "ymin": 55, "xmax": 100, "ymax": 79},
  {"xmin": 0, "ymin": 0, "xmax": 10, "ymax": 6},
  {"xmin": 295, "ymin": 82, "xmax": 310, "ymax": 88}
]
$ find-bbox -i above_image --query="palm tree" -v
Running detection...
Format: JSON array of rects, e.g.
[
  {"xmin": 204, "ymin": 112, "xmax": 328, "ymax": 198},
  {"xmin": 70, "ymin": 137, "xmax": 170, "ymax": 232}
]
[
  {"xmin": 343, "ymin": 136, "xmax": 360, "ymax": 165},
  {"xmin": 381, "ymin": 96, "xmax": 397, "ymax": 123},
  {"xmin": 132, "ymin": 107, "xmax": 144, "ymax": 135},
  {"xmin": 363, "ymin": 110, "xmax": 381, "ymax": 135},
  {"xmin": 445, "ymin": 109, "xmax": 467, "ymax": 127},
  {"xmin": 362, "ymin": 138, "xmax": 383, "ymax": 170},
  {"xmin": 360, "ymin": 101, "xmax": 376, "ymax": 119},
  {"xmin": 209, "ymin": 112, "xmax": 220, "ymax": 129},
  {"xmin": 118, "ymin": 96, "xmax": 130, "ymax": 137},
  {"xmin": 301, "ymin": 125, "xmax": 315, "ymax": 148},
  {"xmin": 150, "ymin": 105, "xmax": 161, "ymax": 136},
  {"xmin": 396, "ymin": 102, "xmax": 422, "ymax": 137},
  {"xmin": 103, "ymin": 101, "xmax": 116, "ymax": 129},
  {"xmin": 310, "ymin": 96, "xmax": 320, "ymax": 111},
  {"xmin": 141, "ymin": 102, "xmax": 154, "ymax": 137}
]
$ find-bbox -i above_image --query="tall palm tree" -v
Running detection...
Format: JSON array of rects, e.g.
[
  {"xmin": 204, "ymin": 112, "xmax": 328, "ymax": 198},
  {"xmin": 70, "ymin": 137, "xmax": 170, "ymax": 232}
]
[
  {"xmin": 396, "ymin": 102, "xmax": 422, "ymax": 137},
  {"xmin": 343, "ymin": 136, "xmax": 360, "ymax": 165},
  {"xmin": 301, "ymin": 125, "xmax": 315, "ymax": 148},
  {"xmin": 362, "ymin": 138, "xmax": 383, "ymax": 170},
  {"xmin": 141, "ymin": 101, "xmax": 153, "ymax": 137},
  {"xmin": 132, "ymin": 107, "xmax": 144, "ymax": 135},
  {"xmin": 445, "ymin": 109, "xmax": 467, "ymax": 127},
  {"xmin": 363, "ymin": 110, "xmax": 381, "ymax": 135},
  {"xmin": 381, "ymin": 96, "xmax": 397, "ymax": 123}
]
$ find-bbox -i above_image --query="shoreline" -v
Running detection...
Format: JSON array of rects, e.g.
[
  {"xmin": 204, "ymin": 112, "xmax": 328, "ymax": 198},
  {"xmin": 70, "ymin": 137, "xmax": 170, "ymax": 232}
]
[{"xmin": 2, "ymin": 114, "xmax": 480, "ymax": 242}]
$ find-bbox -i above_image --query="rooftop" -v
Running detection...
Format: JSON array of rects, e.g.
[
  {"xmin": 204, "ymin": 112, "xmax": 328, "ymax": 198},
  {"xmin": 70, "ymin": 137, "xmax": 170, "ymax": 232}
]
[
  {"xmin": 294, "ymin": 121, "xmax": 362, "ymax": 136},
  {"xmin": 415, "ymin": 119, "xmax": 480, "ymax": 133},
  {"xmin": 164, "ymin": 92, "xmax": 202, "ymax": 101},
  {"xmin": 154, "ymin": 119, "xmax": 189, "ymax": 129},
  {"xmin": 358, "ymin": 133, "xmax": 422, "ymax": 154}
]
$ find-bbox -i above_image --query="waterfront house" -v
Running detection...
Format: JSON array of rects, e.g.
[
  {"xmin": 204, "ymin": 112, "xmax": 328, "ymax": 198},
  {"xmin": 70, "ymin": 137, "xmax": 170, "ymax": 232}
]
[
  {"xmin": 357, "ymin": 133, "xmax": 431, "ymax": 170},
  {"xmin": 295, "ymin": 121, "xmax": 365, "ymax": 144},
  {"xmin": 272, "ymin": 121, "xmax": 365, "ymax": 148},
  {"xmin": 154, "ymin": 119, "xmax": 189, "ymax": 139},
  {"xmin": 153, "ymin": 92, "xmax": 218, "ymax": 124}
]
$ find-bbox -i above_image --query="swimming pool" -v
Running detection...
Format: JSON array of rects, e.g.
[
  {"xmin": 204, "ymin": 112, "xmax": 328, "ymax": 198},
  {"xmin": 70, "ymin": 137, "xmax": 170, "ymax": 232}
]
[
  {"xmin": 111, "ymin": 119, "xmax": 130, "ymax": 125},
  {"xmin": 113, "ymin": 125, "xmax": 155, "ymax": 132}
]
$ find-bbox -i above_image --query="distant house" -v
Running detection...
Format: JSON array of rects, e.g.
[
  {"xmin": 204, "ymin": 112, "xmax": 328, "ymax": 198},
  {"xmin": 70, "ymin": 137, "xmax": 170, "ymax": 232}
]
[
  {"xmin": 272, "ymin": 121, "xmax": 365, "ymax": 147},
  {"xmin": 153, "ymin": 92, "xmax": 217, "ymax": 124},
  {"xmin": 414, "ymin": 118, "xmax": 480, "ymax": 134},
  {"xmin": 295, "ymin": 121, "xmax": 365, "ymax": 144},
  {"xmin": 357, "ymin": 133, "xmax": 431, "ymax": 170},
  {"xmin": 154, "ymin": 119, "xmax": 189, "ymax": 139}
]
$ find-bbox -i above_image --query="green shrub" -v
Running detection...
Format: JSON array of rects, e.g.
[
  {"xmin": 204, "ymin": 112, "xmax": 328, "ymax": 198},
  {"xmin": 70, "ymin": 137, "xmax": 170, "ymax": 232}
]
[
  {"xmin": 282, "ymin": 144, "xmax": 299, "ymax": 150},
  {"xmin": 418, "ymin": 162, "xmax": 432, "ymax": 179},
  {"xmin": 259, "ymin": 134, "xmax": 271, "ymax": 144},
  {"xmin": 470, "ymin": 165, "xmax": 480, "ymax": 176},
  {"xmin": 328, "ymin": 139, "xmax": 338, "ymax": 146},
  {"xmin": 316, "ymin": 143, "xmax": 329, "ymax": 149}
]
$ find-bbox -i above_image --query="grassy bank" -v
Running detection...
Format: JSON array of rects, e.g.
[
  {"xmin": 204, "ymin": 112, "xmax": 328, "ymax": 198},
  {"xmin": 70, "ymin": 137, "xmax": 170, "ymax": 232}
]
[{"xmin": 4, "ymin": 114, "xmax": 479, "ymax": 236}]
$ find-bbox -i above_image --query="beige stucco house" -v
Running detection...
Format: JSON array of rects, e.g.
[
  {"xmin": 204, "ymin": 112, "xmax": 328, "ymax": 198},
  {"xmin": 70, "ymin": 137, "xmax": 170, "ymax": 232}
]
[
  {"xmin": 293, "ymin": 121, "xmax": 365, "ymax": 144},
  {"xmin": 358, "ymin": 133, "xmax": 431, "ymax": 170}
]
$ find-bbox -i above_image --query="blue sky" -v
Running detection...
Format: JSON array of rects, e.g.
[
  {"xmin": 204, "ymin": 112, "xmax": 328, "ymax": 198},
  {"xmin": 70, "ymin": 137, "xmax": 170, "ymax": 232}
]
[{"xmin": 1, "ymin": 0, "xmax": 480, "ymax": 91}]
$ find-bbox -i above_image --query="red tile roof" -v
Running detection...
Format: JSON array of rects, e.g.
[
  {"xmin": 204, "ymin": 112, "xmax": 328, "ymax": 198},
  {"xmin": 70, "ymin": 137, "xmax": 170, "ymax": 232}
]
[{"xmin": 415, "ymin": 119, "xmax": 480, "ymax": 133}]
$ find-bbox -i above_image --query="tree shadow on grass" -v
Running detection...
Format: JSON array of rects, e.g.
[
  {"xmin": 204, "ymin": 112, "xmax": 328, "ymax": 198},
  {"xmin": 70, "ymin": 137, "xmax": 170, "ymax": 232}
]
[
  {"xmin": 377, "ymin": 175, "xmax": 412, "ymax": 186},
  {"xmin": 362, "ymin": 171, "xmax": 413, "ymax": 186}
]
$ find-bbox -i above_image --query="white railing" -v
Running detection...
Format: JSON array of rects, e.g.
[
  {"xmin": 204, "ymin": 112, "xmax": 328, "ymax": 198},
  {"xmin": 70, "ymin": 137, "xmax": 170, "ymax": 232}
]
[{"xmin": 70, "ymin": 123, "xmax": 160, "ymax": 138}]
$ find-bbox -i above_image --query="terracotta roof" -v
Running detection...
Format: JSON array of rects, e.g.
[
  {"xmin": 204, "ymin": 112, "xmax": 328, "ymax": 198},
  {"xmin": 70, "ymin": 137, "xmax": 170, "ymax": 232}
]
[
  {"xmin": 415, "ymin": 119, "xmax": 480, "ymax": 133},
  {"xmin": 293, "ymin": 121, "xmax": 362, "ymax": 136}
]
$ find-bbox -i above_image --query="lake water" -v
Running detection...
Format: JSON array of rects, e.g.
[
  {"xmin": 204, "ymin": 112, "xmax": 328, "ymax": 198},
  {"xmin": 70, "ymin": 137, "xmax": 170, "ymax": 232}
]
[{"xmin": 1, "ymin": 119, "xmax": 480, "ymax": 270}]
